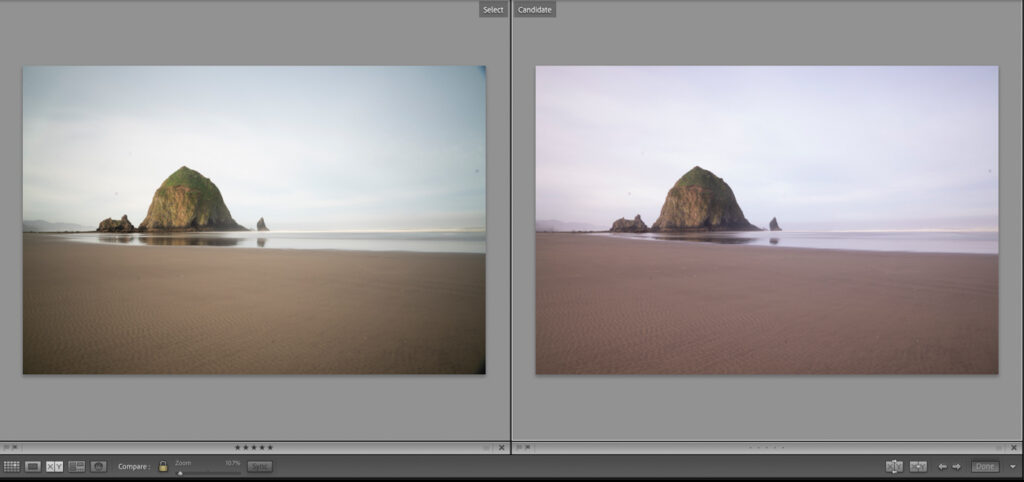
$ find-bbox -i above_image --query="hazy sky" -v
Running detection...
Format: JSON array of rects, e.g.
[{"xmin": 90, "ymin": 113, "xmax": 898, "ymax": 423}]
[
  {"xmin": 536, "ymin": 66, "xmax": 998, "ymax": 231},
  {"xmin": 24, "ymin": 66, "xmax": 486, "ymax": 231}
]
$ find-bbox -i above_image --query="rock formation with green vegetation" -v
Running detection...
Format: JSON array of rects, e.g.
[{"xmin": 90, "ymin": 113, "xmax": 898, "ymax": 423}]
[
  {"xmin": 610, "ymin": 214, "xmax": 649, "ymax": 233},
  {"xmin": 651, "ymin": 166, "xmax": 760, "ymax": 232},
  {"xmin": 97, "ymin": 215, "xmax": 136, "ymax": 233},
  {"xmin": 138, "ymin": 166, "xmax": 247, "ymax": 232}
]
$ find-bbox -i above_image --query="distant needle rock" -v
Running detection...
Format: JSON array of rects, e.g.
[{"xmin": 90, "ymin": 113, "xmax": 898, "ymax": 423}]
[
  {"xmin": 610, "ymin": 214, "xmax": 649, "ymax": 233},
  {"xmin": 769, "ymin": 217, "xmax": 782, "ymax": 231},
  {"xmin": 256, "ymin": 217, "xmax": 269, "ymax": 232},
  {"xmin": 97, "ymin": 214, "xmax": 136, "ymax": 233}
]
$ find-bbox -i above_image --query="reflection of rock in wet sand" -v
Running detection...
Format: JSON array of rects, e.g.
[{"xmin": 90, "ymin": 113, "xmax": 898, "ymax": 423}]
[
  {"xmin": 98, "ymin": 234, "xmax": 134, "ymax": 244},
  {"xmin": 139, "ymin": 236, "xmax": 242, "ymax": 247},
  {"xmin": 770, "ymin": 238, "xmax": 779, "ymax": 245},
  {"xmin": 257, "ymin": 238, "xmax": 267, "ymax": 248},
  {"xmin": 651, "ymin": 234, "xmax": 757, "ymax": 245}
]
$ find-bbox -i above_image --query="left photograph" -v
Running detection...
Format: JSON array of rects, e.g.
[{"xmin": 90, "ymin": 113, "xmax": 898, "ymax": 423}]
[{"xmin": 22, "ymin": 66, "xmax": 486, "ymax": 374}]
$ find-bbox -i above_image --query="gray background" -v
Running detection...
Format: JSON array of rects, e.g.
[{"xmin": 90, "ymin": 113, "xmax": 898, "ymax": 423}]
[
  {"xmin": 0, "ymin": 0, "xmax": 510, "ymax": 440},
  {"xmin": 2, "ymin": 0, "xmax": 1021, "ymax": 446},
  {"xmin": 512, "ymin": 0, "xmax": 1023, "ymax": 441}
]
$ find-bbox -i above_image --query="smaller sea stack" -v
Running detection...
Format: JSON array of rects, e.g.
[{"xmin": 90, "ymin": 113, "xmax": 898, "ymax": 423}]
[
  {"xmin": 610, "ymin": 214, "xmax": 649, "ymax": 233},
  {"xmin": 97, "ymin": 215, "xmax": 136, "ymax": 233}
]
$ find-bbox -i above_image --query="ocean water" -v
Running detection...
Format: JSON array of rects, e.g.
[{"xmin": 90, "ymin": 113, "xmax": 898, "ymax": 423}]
[
  {"xmin": 68, "ymin": 231, "xmax": 486, "ymax": 254},
  {"xmin": 602, "ymin": 230, "xmax": 998, "ymax": 255}
]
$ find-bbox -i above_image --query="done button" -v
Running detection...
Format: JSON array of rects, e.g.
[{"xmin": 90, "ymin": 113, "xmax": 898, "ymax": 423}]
[{"xmin": 971, "ymin": 461, "xmax": 1000, "ymax": 473}]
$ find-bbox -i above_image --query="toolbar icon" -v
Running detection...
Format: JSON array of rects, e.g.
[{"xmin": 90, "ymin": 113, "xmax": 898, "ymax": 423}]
[
  {"xmin": 67, "ymin": 460, "xmax": 86, "ymax": 473},
  {"xmin": 24, "ymin": 461, "xmax": 41, "ymax": 473},
  {"xmin": 90, "ymin": 461, "xmax": 107, "ymax": 473},
  {"xmin": 885, "ymin": 459, "xmax": 904, "ymax": 474},
  {"xmin": 158, "ymin": 460, "xmax": 169, "ymax": 472},
  {"xmin": 909, "ymin": 461, "xmax": 928, "ymax": 473},
  {"xmin": 45, "ymin": 460, "xmax": 64, "ymax": 473},
  {"xmin": 3, "ymin": 460, "xmax": 21, "ymax": 473}
]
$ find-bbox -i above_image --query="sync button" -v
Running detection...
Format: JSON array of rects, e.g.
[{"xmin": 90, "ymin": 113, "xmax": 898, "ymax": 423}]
[{"xmin": 247, "ymin": 461, "xmax": 273, "ymax": 473}]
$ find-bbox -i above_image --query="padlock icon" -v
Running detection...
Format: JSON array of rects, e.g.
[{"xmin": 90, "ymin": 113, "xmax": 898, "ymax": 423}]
[{"xmin": 158, "ymin": 461, "xmax": 168, "ymax": 473}]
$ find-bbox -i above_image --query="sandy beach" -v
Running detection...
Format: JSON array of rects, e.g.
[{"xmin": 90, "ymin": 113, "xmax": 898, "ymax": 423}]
[
  {"xmin": 23, "ymin": 234, "xmax": 485, "ymax": 374},
  {"xmin": 536, "ymin": 233, "xmax": 998, "ymax": 374}
]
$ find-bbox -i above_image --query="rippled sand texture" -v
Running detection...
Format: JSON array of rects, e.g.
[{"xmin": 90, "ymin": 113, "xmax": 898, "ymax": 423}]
[
  {"xmin": 23, "ymin": 234, "xmax": 485, "ymax": 374},
  {"xmin": 536, "ymin": 233, "xmax": 998, "ymax": 374}
]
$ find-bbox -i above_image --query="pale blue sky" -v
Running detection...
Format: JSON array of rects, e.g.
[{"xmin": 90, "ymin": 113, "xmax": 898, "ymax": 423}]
[
  {"xmin": 24, "ymin": 66, "xmax": 486, "ymax": 231},
  {"xmin": 536, "ymin": 66, "xmax": 999, "ymax": 231}
]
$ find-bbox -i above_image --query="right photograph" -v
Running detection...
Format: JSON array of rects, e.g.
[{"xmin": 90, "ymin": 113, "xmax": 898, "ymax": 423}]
[{"xmin": 535, "ymin": 66, "xmax": 999, "ymax": 375}]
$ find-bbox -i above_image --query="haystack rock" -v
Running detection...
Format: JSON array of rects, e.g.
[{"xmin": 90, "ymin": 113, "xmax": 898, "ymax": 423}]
[
  {"xmin": 769, "ymin": 217, "xmax": 782, "ymax": 231},
  {"xmin": 610, "ymin": 214, "xmax": 649, "ymax": 233},
  {"xmin": 651, "ymin": 166, "xmax": 761, "ymax": 232},
  {"xmin": 138, "ymin": 166, "xmax": 247, "ymax": 232},
  {"xmin": 256, "ymin": 217, "xmax": 269, "ymax": 232},
  {"xmin": 97, "ymin": 215, "xmax": 135, "ymax": 233}
]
